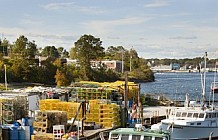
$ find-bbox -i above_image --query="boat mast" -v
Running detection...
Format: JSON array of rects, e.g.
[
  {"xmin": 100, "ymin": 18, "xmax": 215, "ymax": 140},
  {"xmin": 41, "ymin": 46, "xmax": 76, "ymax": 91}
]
[
  {"xmin": 212, "ymin": 62, "xmax": 217, "ymax": 109},
  {"xmin": 202, "ymin": 52, "xmax": 207, "ymax": 107}
]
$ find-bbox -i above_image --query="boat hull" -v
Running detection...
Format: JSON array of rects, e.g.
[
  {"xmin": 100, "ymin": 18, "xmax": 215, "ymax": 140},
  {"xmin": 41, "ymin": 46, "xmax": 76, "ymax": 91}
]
[{"xmin": 161, "ymin": 122, "xmax": 218, "ymax": 140}]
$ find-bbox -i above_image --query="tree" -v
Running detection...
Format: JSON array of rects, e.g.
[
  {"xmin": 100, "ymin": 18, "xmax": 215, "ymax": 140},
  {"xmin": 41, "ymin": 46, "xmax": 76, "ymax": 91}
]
[
  {"xmin": 62, "ymin": 49, "xmax": 69, "ymax": 58},
  {"xmin": 71, "ymin": 34, "xmax": 105, "ymax": 80},
  {"xmin": 0, "ymin": 60, "xmax": 5, "ymax": 83},
  {"xmin": 105, "ymin": 46, "xmax": 126, "ymax": 60},
  {"xmin": 26, "ymin": 40, "xmax": 37, "ymax": 58},
  {"xmin": 10, "ymin": 35, "xmax": 38, "ymax": 59},
  {"xmin": 55, "ymin": 69, "xmax": 69, "ymax": 86},
  {"xmin": 0, "ymin": 38, "xmax": 10, "ymax": 56},
  {"xmin": 9, "ymin": 58, "xmax": 30, "ymax": 82},
  {"xmin": 57, "ymin": 47, "xmax": 69, "ymax": 58},
  {"xmin": 41, "ymin": 46, "xmax": 59, "ymax": 58},
  {"xmin": 11, "ymin": 35, "xmax": 28, "ymax": 58}
]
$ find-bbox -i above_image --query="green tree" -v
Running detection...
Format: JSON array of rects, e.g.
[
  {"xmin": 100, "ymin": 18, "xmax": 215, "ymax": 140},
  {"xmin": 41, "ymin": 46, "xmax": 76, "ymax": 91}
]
[
  {"xmin": 39, "ymin": 59, "xmax": 57, "ymax": 85},
  {"xmin": 71, "ymin": 34, "xmax": 105, "ymax": 80},
  {"xmin": 0, "ymin": 60, "xmax": 5, "ymax": 83},
  {"xmin": 26, "ymin": 40, "xmax": 37, "ymax": 58},
  {"xmin": 0, "ymin": 38, "xmax": 10, "ymax": 56},
  {"xmin": 58, "ymin": 47, "xmax": 69, "ymax": 58},
  {"xmin": 11, "ymin": 35, "xmax": 28, "ymax": 58},
  {"xmin": 9, "ymin": 58, "xmax": 30, "ymax": 82},
  {"xmin": 105, "ymin": 46, "xmax": 126, "ymax": 60},
  {"xmin": 41, "ymin": 46, "xmax": 59, "ymax": 58},
  {"xmin": 62, "ymin": 49, "xmax": 69, "ymax": 58}
]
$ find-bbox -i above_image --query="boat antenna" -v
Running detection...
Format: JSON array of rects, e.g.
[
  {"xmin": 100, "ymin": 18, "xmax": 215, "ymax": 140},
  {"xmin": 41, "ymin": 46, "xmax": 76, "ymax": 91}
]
[{"xmin": 201, "ymin": 52, "xmax": 207, "ymax": 108}]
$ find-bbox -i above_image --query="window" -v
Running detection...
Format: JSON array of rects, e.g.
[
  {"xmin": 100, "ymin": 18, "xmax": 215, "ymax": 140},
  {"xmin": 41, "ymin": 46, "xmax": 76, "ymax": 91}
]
[
  {"xmin": 176, "ymin": 112, "xmax": 181, "ymax": 117},
  {"xmin": 155, "ymin": 137, "xmax": 164, "ymax": 140},
  {"xmin": 197, "ymin": 123, "xmax": 201, "ymax": 125},
  {"xmin": 190, "ymin": 123, "xmax": 194, "ymax": 125},
  {"xmin": 144, "ymin": 136, "xmax": 152, "ymax": 140},
  {"xmin": 121, "ymin": 134, "xmax": 129, "ymax": 140},
  {"xmin": 111, "ymin": 134, "xmax": 119, "ymax": 140},
  {"xmin": 182, "ymin": 112, "xmax": 187, "ymax": 117},
  {"xmin": 193, "ymin": 113, "xmax": 198, "ymax": 118},
  {"xmin": 187, "ymin": 113, "xmax": 193, "ymax": 117},
  {"xmin": 199, "ymin": 113, "xmax": 204, "ymax": 118},
  {"xmin": 132, "ymin": 135, "xmax": 141, "ymax": 140}
]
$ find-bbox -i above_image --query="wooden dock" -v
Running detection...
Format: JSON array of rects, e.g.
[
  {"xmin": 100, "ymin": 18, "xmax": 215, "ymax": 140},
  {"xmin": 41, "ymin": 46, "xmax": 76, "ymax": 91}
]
[{"xmin": 143, "ymin": 106, "xmax": 173, "ymax": 125}]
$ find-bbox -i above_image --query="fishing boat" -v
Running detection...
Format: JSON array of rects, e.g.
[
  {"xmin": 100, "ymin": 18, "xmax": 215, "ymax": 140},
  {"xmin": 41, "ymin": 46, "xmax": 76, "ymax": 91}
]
[
  {"xmin": 151, "ymin": 52, "xmax": 218, "ymax": 139},
  {"xmin": 108, "ymin": 124, "xmax": 171, "ymax": 140}
]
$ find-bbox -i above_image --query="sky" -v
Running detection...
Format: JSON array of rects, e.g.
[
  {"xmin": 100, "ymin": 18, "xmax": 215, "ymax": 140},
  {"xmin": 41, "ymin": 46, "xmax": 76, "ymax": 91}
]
[{"xmin": 1, "ymin": 0, "xmax": 218, "ymax": 59}]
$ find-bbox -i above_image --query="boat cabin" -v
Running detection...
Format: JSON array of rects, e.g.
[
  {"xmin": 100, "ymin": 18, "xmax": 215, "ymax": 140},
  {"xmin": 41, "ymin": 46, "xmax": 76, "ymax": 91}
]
[
  {"xmin": 108, "ymin": 127, "xmax": 170, "ymax": 140},
  {"xmin": 166, "ymin": 108, "xmax": 218, "ymax": 127}
]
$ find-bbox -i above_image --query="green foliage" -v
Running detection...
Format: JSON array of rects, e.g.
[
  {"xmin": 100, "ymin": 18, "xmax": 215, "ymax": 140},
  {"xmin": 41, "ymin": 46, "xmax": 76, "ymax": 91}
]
[
  {"xmin": 41, "ymin": 46, "xmax": 59, "ymax": 58},
  {"xmin": 10, "ymin": 35, "xmax": 28, "ymax": 58},
  {"xmin": 91, "ymin": 68, "xmax": 119, "ymax": 82},
  {"xmin": 72, "ymin": 34, "xmax": 105, "ymax": 80},
  {"xmin": 105, "ymin": 46, "xmax": 126, "ymax": 60},
  {"xmin": 0, "ymin": 34, "xmax": 155, "ymax": 86},
  {"xmin": 0, "ymin": 38, "xmax": 9, "ymax": 56},
  {"xmin": 10, "ymin": 35, "xmax": 37, "ymax": 59},
  {"xmin": 57, "ymin": 47, "xmax": 69, "ymax": 58},
  {"xmin": 26, "ymin": 40, "xmax": 37, "ymax": 58}
]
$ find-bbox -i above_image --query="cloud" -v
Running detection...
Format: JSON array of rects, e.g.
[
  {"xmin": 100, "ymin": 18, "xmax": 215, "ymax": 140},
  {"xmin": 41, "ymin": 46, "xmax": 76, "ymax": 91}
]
[
  {"xmin": 42, "ymin": 2, "xmax": 105, "ymax": 14},
  {"xmin": 27, "ymin": 33, "xmax": 78, "ymax": 41},
  {"xmin": 82, "ymin": 16, "xmax": 152, "ymax": 35},
  {"xmin": 144, "ymin": 0, "xmax": 170, "ymax": 8},
  {"xmin": 20, "ymin": 18, "xmax": 44, "ymax": 26},
  {"xmin": 169, "ymin": 36, "xmax": 198, "ymax": 40},
  {"xmin": 42, "ymin": 2, "xmax": 75, "ymax": 10},
  {"xmin": 107, "ymin": 36, "xmax": 120, "ymax": 40}
]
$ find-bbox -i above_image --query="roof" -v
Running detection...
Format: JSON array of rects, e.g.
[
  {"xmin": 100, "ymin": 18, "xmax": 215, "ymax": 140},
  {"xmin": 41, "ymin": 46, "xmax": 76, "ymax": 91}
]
[{"xmin": 110, "ymin": 128, "xmax": 170, "ymax": 137}]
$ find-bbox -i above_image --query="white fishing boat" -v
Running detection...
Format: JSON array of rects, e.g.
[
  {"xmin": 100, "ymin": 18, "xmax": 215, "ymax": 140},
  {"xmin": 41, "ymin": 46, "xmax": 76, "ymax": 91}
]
[
  {"xmin": 151, "ymin": 52, "xmax": 218, "ymax": 139},
  {"xmin": 108, "ymin": 124, "xmax": 171, "ymax": 140}
]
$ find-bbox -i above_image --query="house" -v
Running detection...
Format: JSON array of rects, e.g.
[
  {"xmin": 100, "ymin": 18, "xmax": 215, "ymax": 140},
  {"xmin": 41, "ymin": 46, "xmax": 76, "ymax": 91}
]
[
  {"xmin": 91, "ymin": 60, "xmax": 122, "ymax": 72},
  {"xmin": 66, "ymin": 58, "xmax": 122, "ymax": 72},
  {"xmin": 171, "ymin": 63, "xmax": 180, "ymax": 70}
]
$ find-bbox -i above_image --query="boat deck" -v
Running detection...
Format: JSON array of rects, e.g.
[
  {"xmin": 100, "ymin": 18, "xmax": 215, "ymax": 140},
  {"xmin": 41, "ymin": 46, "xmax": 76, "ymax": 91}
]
[{"xmin": 80, "ymin": 128, "xmax": 112, "ymax": 140}]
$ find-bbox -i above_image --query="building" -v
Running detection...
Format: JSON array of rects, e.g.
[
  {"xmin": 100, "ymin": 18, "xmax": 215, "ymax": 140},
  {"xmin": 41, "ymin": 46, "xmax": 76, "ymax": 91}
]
[
  {"xmin": 66, "ymin": 58, "xmax": 122, "ymax": 72},
  {"xmin": 171, "ymin": 63, "xmax": 180, "ymax": 70},
  {"xmin": 91, "ymin": 60, "xmax": 122, "ymax": 72},
  {"xmin": 150, "ymin": 64, "xmax": 172, "ymax": 72}
]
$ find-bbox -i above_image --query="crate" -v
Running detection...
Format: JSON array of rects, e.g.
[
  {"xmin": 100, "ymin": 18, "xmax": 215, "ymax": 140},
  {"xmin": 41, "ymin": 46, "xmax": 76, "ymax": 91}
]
[
  {"xmin": 34, "ymin": 127, "xmax": 47, "ymax": 133},
  {"xmin": 53, "ymin": 125, "xmax": 65, "ymax": 139},
  {"xmin": 99, "ymin": 118, "xmax": 114, "ymax": 123},
  {"xmin": 99, "ymin": 109, "xmax": 113, "ymax": 114},
  {"xmin": 33, "ymin": 122, "xmax": 48, "ymax": 128}
]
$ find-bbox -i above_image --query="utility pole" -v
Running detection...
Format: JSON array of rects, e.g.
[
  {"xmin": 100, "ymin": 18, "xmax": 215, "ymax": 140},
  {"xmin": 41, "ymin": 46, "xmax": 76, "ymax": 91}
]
[
  {"xmin": 122, "ymin": 51, "xmax": 124, "ymax": 73},
  {"xmin": 122, "ymin": 72, "xmax": 128, "ymax": 127},
  {"xmin": 130, "ymin": 55, "xmax": 132, "ymax": 72},
  {"xmin": 4, "ymin": 64, "xmax": 7, "ymax": 91},
  {"xmin": 124, "ymin": 72, "xmax": 128, "ymax": 109},
  {"xmin": 130, "ymin": 46, "xmax": 133, "ymax": 72}
]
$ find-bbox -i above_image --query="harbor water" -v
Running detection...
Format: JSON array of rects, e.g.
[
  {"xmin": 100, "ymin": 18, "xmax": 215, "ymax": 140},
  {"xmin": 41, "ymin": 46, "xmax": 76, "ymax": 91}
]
[{"xmin": 140, "ymin": 72, "xmax": 218, "ymax": 102}]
